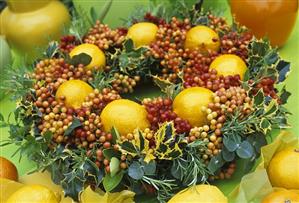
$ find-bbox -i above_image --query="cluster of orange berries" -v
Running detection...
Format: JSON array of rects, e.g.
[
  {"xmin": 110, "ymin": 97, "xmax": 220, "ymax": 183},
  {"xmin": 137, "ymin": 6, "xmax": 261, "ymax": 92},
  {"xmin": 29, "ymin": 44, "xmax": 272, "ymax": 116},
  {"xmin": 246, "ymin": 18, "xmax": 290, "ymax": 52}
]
[{"xmin": 84, "ymin": 21, "xmax": 126, "ymax": 50}]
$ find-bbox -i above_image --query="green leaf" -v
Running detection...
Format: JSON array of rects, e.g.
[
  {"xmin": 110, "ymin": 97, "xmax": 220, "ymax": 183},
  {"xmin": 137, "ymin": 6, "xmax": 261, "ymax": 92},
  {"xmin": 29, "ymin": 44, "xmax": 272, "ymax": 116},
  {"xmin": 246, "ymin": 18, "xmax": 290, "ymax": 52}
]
[
  {"xmin": 264, "ymin": 99, "xmax": 278, "ymax": 116},
  {"xmin": 276, "ymin": 60, "xmax": 290, "ymax": 83},
  {"xmin": 64, "ymin": 117, "xmax": 82, "ymax": 136},
  {"xmin": 143, "ymin": 161, "xmax": 156, "ymax": 175},
  {"xmin": 223, "ymin": 134, "xmax": 241, "ymax": 152},
  {"xmin": 221, "ymin": 147, "xmax": 235, "ymax": 162},
  {"xmin": 69, "ymin": 53, "xmax": 92, "ymax": 66},
  {"xmin": 280, "ymin": 86, "xmax": 291, "ymax": 104},
  {"xmin": 260, "ymin": 118, "xmax": 271, "ymax": 134},
  {"xmin": 254, "ymin": 90, "xmax": 264, "ymax": 106},
  {"xmin": 128, "ymin": 161, "xmax": 144, "ymax": 180},
  {"xmin": 90, "ymin": 7, "xmax": 98, "ymax": 23},
  {"xmin": 111, "ymin": 127, "xmax": 120, "ymax": 144},
  {"xmin": 61, "ymin": 176, "xmax": 84, "ymax": 201},
  {"xmin": 139, "ymin": 131, "xmax": 145, "ymax": 152},
  {"xmin": 121, "ymin": 141, "xmax": 138, "ymax": 153},
  {"xmin": 97, "ymin": 0, "xmax": 113, "ymax": 22},
  {"xmin": 236, "ymin": 141, "xmax": 254, "ymax": 159},
  {"xmin": 247, "ymin": 133, "xmax": 267, "ymax": 154},
  {"xmin": 207, "ymin": 154, "xmax": 225, "ymax": 174},
  {"xmin": 103, "ymin": 148, "xmax": 121, "ymax": 160},
  {"xmin": 103, "ymin": 171, "xmax": 123, "ymax": 192},
  {"xmin": 110, "ymin": 157, "xmax": 120, "ymax": 177},
  {"xmin": 124, "ymin": 39, "xmax": 134, "ymax": 52}
]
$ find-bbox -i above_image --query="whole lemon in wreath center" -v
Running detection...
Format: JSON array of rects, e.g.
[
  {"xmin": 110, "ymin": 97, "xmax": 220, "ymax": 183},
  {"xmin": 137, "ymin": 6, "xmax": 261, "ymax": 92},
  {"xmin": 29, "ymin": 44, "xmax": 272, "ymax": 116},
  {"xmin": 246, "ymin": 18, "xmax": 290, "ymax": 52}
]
[
  {"xmin": 100, "ymin": 99, "xmax": 150, "ymax": 136},
  {"xmin": 55, "ymin": 79, "xmax": 93, "ymax": 109},
  {"xmin": 268, "ymin": 146, "xmax": 299, "ymax": 189},
  {"xmin": 6, "ymin": 184, "xmax": 59, "ymax": 203},
  {"xmin": 173, "ymin": 87, "xmax": 213, "ymax": 127}
]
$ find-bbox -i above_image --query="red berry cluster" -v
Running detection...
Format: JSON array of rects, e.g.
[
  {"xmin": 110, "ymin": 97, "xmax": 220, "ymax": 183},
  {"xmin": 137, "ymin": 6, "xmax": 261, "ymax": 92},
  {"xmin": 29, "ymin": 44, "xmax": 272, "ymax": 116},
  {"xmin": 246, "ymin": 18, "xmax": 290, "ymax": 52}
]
[
  {"xmin": 250, "ymin": 77, "xmax": 278, "ymax": 99},
  {"xmin": 142, "ymin": 97, "xmax": 191, "ymax": 133},
  {"xmin": 144, "ymin": 12, "xmax": 166, "ymax": 25},
  {"xmin": 59, "ymin": 35, "xmax": 78, "ymax": 53}
]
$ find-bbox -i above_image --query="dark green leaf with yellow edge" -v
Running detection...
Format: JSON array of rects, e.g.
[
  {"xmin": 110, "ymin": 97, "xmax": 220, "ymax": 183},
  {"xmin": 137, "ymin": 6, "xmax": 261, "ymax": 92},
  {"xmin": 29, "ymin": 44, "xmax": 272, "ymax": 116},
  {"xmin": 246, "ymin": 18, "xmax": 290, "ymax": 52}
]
[
  {"xmin": 276, "ymin": 60, "xmax": 290, "ymax": 83},
  {"xmin": 64, "ymin": 117, "xmax": 82, "ymax": 136},
  {"xmin": 121, "ymin": 141, "xmax": 138, "ymax": 154},
  {"xmin": 138, "ymin": 130, "xmax": 145, "ymax": 152},
  {"xmin": 103, "ymin": 148, "xmax": 121, "ymax": 160},
  {"xmin": 111, "ymin": 126, "xmax": 120, "ymax": 144},
  {"xmin": 279, "ymin": 86, "xmax": 291, "ymax": 104},
  {"xmin": 254, "ymin": 90, "xmax": 264, "ymax": 106},
  {"xmin": 264, "ymin": 99, "xmax": 278, "ymax": 116},
  {"xmin": 124, "ymin": 39, "xmax": 134, "ymax": 52},
  {"xmin": 110, "ymin": 157, "xmax": 120, "ymax": 177},
  {"xmin": 103, "ymin": 171, "xmax": 123, "ymax": 192},
  {"xmin": 128, "ymin": 161, "xmax": 144, "ymax": 180},
  {"xmin": 260, "ymin": 118, "xmax": 271, "ymax": 134},
  {"xmin": 236, "ymin": 141, "xmax": 254, "ymax": 159}
]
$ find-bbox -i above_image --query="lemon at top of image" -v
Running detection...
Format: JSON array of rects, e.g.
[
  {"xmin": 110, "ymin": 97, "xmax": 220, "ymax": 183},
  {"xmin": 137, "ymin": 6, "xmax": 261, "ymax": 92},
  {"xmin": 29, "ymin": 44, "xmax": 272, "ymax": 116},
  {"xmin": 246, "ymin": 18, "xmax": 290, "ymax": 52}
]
[
  {"xmin": 55, "ymin": 79, "xmax": 93, "ymax": 109},
  {"xmin": 184, "ymin": 25, "xmax": 220, "ymax": 53},
  {"xmin": 6, "ymin": 184, "xmax": 59, "ymax": 203},
  {"xmin": 210, "ymin": 54, "xmax": 248, "ymax": 80},
  {"xmin": 267, "ymin": 146, "xmax": 299, "ymax": 190},
  {"xmin": 262, "ymin": 189, "xmax": 299, "ymax": 203},
  {"xmin": 0, "ymin": 156, "xmax": 18, "ymax": 181},
  {"xmin": 173, "ymin": 87, "xmax": 213, "ymax": 127},
  {"xmin": 69, "ymin": 43, "xmax": 106, "ymax": 70},
  {"xmin": 100, "ymin": 99, "xmax": 150, "ymax": 136},
  {"xmin": 168, "ymin": 184, "xmax": 227, "ymax": 203},
  {"xmin": 127, "ymin": 22, "xmax": 158, "ymax": 48}
]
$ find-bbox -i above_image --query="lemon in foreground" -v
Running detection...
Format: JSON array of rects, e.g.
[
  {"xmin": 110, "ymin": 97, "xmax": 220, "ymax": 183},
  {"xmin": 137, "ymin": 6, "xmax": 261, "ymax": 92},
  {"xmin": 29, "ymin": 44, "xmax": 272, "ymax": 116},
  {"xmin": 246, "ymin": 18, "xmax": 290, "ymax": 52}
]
[
  {"xmin": 168, "ymin": 184, "xmax": 227, "ymax": 203},
  {"xmin": 173, "ymin": 87, "xmax": 213, "ymax": 127},
  {"xmin": 184, "ymin": 25, "xmax": 220, "ymax": 53},
  {"xmin": 6, "ymin": 184, "xmax": 59, "ymax": 203},
  {"xmin": 0, "ymin": 157, "xmax": 18, "ymax": 181},
  {"xmin": 127, "ymin": 22, "xmax": 158, "ymax": 48},
  {"xmin": 69, "ymin": 43, "xmax": 106, "ymax": 70},
  {"xmin": 268, "ymin": 146, "xmax": 299, "ymax": 189},
  {"xmin": 55, "ymin": 79, "xmax": 93, "ymax": 108},
  {"xmin": 262, "ymin": 189, "xmax": 299, "ymax": 203},
  {"xmin": 100, "ymin": 99, "xmax": 150, "ymax": 136},
  {"xmin": 210, "ymin": 54, "xmax": 247, "ymax": 80}
]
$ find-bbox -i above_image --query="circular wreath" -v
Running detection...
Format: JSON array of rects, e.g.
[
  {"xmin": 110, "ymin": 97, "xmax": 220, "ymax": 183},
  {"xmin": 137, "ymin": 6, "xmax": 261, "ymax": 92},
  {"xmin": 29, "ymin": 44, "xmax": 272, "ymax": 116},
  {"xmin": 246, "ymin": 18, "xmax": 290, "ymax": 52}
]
[{"xmin": 1, "ymin": 1, "xmax": 291, "ymax": 202}]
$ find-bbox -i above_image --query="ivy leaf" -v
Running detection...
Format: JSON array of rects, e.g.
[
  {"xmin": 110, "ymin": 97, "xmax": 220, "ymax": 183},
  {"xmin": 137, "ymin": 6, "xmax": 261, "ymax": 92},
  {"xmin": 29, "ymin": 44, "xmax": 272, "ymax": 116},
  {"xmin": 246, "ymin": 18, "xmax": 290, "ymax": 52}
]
[
  {"xmin": 207, "ymin": 154, "xmax": 225, "ymax": 174},
  {"xmin": 221, "ymin": 147, "xmax": 235, "ymax": 162},
  {"xmin": 254, "ymin": 90, "xmax": 264, "ymax": 106},
  {"xmin": 143, "ymin": 161, "xmax": 156, "ymax": 175},
  {"xmin": 69, "ymin": 53, "xmax": 92, "ymax": 66},
  {"xmin": 236, "ymin": 141, "xmax": 254, "ymax": 159},
  {"xmin": 223, "ymin": 134, "xmax": 241, "ymax": 152},
  {"xmin": 103, "ymin": 148, "xmax": 121, "ymax": 160},
  {"xmin": 110, "ymin": 157, "xmax": 120, "ymax": 177},
  {"xmin": 103, "ymin": 171, "xmax": 123, "ymax": 192},
  {"xmin": 111, "ymin": 127, "xmax": 120, "ymax": 144},
  {"xmin": 276, "ymin": 60, "xmax": 290, "ymax": 83},
  {"xmin": 64, "ymin": 117, "xmax": 82, "ymax": 136},
  {"xmin": 128, "ymin": 161, "xmax": 144, "ymax": 180}
]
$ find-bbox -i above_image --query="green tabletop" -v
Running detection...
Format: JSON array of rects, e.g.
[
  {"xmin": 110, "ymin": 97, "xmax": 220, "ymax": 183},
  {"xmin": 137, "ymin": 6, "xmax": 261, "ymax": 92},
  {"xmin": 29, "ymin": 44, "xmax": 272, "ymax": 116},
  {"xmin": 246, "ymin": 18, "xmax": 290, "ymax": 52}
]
[{"xmin": 0, "ymin": 0, "xmax": 298, "ymax": 199}]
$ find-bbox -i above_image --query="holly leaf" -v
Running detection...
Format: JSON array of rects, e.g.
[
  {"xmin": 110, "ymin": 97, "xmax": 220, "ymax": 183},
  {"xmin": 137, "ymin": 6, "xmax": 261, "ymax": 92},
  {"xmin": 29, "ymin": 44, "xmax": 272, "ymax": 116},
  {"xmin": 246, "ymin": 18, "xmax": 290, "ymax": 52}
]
[
  {"xmin": 124, "ymin": 39, "xmax": 134, "ymax": 52},
  {"xmin": 254, "ymin": 90, "xmax": 264, "ymax": 106},
  {"xmin": 111, "ymin": 127, "xmax": 120, "ymax": 144},
  {"xmin": 110, "ymin": 157, "xmax": 120, "ymax": 177},
  {"xmin": 236, "ymin": 141, "xmax": 254, "ymax": 159},
  {"xmin": 103, "ymin": 171, "xmax": 123, "ymax": 192},
  {"xmin": 128, "ymin": 161, "xmax": 144, "ymax": 180},
  {"xmin": 276, "ymin": 60, "xmax": 290, "ymax": 83},
  {"xmin": 61, "ymin": 176, "xmax": 84, "ymax": 201},
  {"xmin": 121, "ymin": 141, "xmax": 138, "ymax": 154},
  {"xmin": 103, "ymin": 148, "xmax": 121, "ymax": 160},
  {"xmin": 64, "ymin": 117, "xmax": 82, "ymax": 136},
  {"xmin": 279, "ymin": 86, "xmax": 291, "ymax": 104}
]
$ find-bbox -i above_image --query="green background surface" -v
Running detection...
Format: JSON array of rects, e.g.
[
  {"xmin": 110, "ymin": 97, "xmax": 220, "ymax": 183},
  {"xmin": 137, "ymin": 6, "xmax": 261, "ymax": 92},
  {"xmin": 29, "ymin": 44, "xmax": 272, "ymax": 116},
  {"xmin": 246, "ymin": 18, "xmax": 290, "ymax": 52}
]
[{"xmin": 0, "ymin": 0, "xmax": 298, "ymax": 200}]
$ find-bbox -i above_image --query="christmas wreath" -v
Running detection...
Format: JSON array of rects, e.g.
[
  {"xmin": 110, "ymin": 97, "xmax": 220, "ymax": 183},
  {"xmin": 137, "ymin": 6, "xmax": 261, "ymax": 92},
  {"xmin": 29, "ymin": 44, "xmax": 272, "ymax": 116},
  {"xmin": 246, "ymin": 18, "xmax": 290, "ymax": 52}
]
[{"xmin": 1, "ymin": 1, "xmax": 291, "ymax": 202}]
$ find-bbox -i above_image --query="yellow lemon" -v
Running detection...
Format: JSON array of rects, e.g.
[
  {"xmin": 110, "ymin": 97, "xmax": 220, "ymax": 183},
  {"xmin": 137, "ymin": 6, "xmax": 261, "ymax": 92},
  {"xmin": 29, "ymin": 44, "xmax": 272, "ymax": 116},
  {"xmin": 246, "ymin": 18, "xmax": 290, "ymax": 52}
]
[
  {"xmin": 69, "ymin": 43, "xmax": 106, "ymax": 70},
  {"xmin": 127, "ymin": 22, "xmax": 158, "ymax": 48},
  {"xmin": 210, "ymin": 54, "xmax": 247, "ymax": 80},
  {"xmin": 168, "ymin": 184, "xmax": 227, "ymax": 203},
  {"xmin": 184, "ymin": 25, "xmax": 220, "ymax": 53},
  {"xmin": 173, "ymin": 87, "xmax": 213, "ymax": 127},
  {"xmin": 262, "ymin": 189, "xmax": 299, "ymax": 203},
  {"xmin": 55, "ymin": 80, "xmax": 93, "ymax": 109},
  {"xmin": 100, "ymin": 99, "xmax": 150, "ymax": 136},
  {"xmin": 6, "ymin": 184, "xmax": 59, "ymax": 203},
  {"xmin": 268, "ymin": 146, "xmax": 299, "ymax": 189}
]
